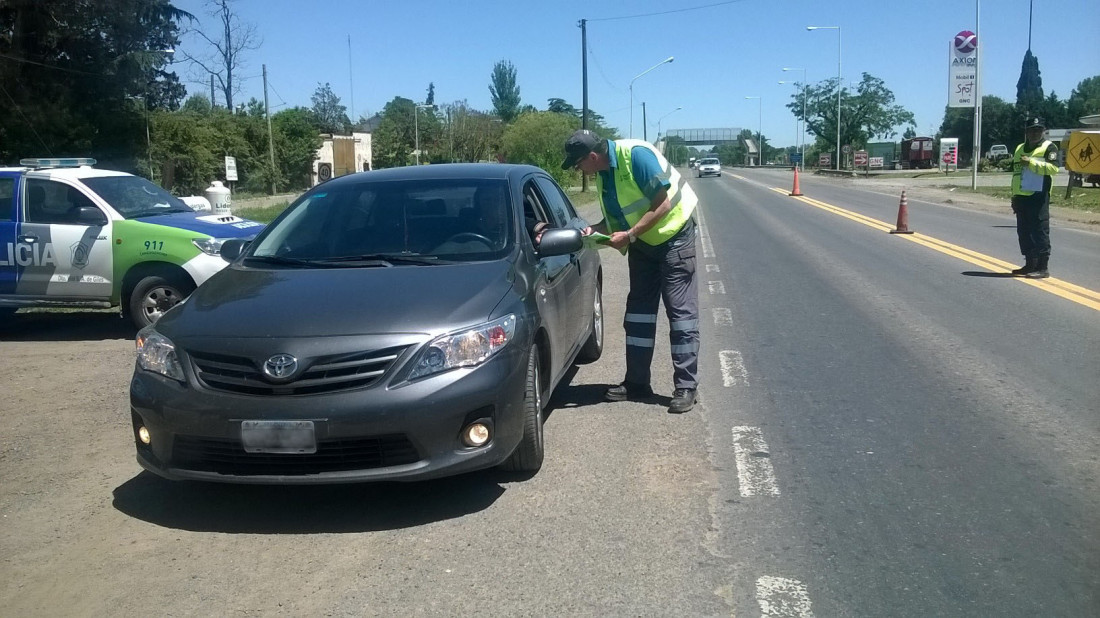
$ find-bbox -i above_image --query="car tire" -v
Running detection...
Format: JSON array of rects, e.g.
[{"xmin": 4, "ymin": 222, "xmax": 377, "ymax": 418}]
[
  {"xmin": 500, "ymin": 346, "xmax": 544, "ymax": 473},
  {"xmin": 576, "ymin": 281, "xmax": 603, "ymax": 363},
  {"xmin": 128, "ymin": 274, "xmax": 195, "ymax": 329}
]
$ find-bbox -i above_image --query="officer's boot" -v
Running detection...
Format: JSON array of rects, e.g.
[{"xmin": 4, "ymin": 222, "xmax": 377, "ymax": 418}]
[
  {"xmin": 1025, "ymin": 256, "xmax": 1049, "ymax": 279},
  {"xmin": 1011, "ymin": 256, "xmax": 1037, "ymax": 276}
]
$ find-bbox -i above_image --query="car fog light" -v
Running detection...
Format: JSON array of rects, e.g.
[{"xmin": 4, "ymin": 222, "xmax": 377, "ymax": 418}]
[
  {"xmin": 462, "ymin": 423, "xmax": 490, "ymax": 447},
  {"xmin": 138, "ymin": 426, "xmax": 151, "ymax": 445}
]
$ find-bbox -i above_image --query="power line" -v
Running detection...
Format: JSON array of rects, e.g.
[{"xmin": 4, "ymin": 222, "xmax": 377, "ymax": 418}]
[
  {"xmin": 0, "ymin": 52, "xmax": 110, "ymax": 76},
  {"xmin": 587, "ymin": 0, "xmax": 749, "ymax": 22}
]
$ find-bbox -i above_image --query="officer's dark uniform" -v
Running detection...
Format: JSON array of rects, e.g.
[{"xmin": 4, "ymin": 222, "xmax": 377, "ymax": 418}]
[{"xmin": 1010, "ymin": 117, "xmax": 1060, "ymax": 278}]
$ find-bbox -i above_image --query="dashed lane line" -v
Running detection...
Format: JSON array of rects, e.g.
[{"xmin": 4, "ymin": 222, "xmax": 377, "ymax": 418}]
[
  {"xmin": 708, "ymin": 281, "xmax": 726, "ymax": 294},
  {"xmin": 767, "ymin": 187, "xmax": 1100, "ymax": 312},
  {"xmin": 756, "ymin": 576, "xmax": 815, "ymax": 617},
  {"xmin": 719, "ymin": 350, "xmax": 748, "ymax": 387},
  {"xmin": 731, "ymin": 426, "xmax": 779, "ymax": 496},
  {"xmin": 713, "ymin": 308, "xmax": 733, "ymax": 326}
]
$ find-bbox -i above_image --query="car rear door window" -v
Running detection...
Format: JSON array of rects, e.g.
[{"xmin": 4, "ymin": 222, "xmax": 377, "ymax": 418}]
[{"xmin": 0, "ymin": 177, "xmax": 14, "ymax": 222}]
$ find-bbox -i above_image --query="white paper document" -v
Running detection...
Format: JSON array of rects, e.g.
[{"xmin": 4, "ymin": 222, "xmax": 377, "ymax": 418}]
[{"xmin": 1021, "ymin": 167, "xmax": 1045, "ymax": 192}]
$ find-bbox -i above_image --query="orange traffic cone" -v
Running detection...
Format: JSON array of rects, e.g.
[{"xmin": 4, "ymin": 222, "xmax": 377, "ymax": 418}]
[
  {"xmin": 890, "ymin": 190, "xmax": 914, "ymax": 234},
  {"xmin": 789, "ymin": 166, "xmax": 803, "ymax": 196}
]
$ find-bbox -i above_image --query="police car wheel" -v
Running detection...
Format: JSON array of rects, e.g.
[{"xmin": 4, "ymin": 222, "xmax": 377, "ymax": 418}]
[{"xmin": 128, "ymin": 275, "xmax": 195, "ymax": 328}]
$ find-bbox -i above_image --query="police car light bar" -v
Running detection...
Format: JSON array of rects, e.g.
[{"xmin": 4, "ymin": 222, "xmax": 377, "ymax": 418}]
[{"xmin": 19, "ymin": 157, "xmax": 97, "ymax": 168}]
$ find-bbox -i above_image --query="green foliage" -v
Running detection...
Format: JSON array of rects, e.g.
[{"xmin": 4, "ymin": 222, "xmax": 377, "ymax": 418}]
[
  {"xmin": 271, "ymin": 107, "xmax": 322, "ymax": 189},
  {"xmin": 1067, "ymin": 75, "xmax": 1100, "ymax": 124},
  {"xmin": 310, "ymin": 83, "xmax": 350, "ymax": 134},
  {"xmin": 786, "ymin": 73, "xmax": 915, "ymax": 159},
  {"xmin": 0, "ymin": 0, "xmax": 190, "ymax": 165},
  {"xmin": 1016, "ymin": 49, "xmax": 1044, "ymax": 115},
  {"xmin": 939, "ymin": 95, "xmax": 1022, "ymax": 165},
  {"xmin": 489, "ymin": 60, "xmax": 522, "ymax": 122},
  {"xmin": 440, "ymin": 101, "xmax": 504, "ymax": 163},
  {"xmin": 501, "ymin": 111, "xmax": 579, "ymax": 186}
]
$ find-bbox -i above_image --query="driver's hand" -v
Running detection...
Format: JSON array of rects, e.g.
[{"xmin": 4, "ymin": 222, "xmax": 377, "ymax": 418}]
[{"xmin": 581, "ymin": 226, "xmax": 593, "ymax": 236}]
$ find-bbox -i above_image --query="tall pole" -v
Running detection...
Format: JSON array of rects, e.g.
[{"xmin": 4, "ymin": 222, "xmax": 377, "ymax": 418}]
[
  {"xmin": 630, "ymin": 56, "xmax": 674, "ymax": 139},
  {"xmin": 971, "ymin": 0, "xmax": 981, "ymax": 190},
  {"xmin": 642, "ymin": 102, "xmax": 647, "ymax": 141},
  {"xmin": 414, "ymin": 107, "xmax": 420, "ymax": 166},
  {"xmin": 348, "ymin": 35, "xmax": 355, "ymax": 127},
  {"xmin": 210, "ymin": 75, "xmax": 215, "ymax": 108},
  {"xmin": 579, "ymin": 18, "xmax": 589, "ymax": 192},
  {"xmin": 263, "ymin": 64, "xmax": 276, "ymax": 194},
  {"xmin": 837, "ymin": 27, "xmax": 842, "ymax": 170},
  {"xmin": 758, "ymin": 98, "xmax": 763, "ymax": 166}
]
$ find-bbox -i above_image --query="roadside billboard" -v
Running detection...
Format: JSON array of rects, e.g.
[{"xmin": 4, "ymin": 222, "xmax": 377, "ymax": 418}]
[{"xmin": 949, "ymin": 30, "xmax": 977, "ymax": 108}]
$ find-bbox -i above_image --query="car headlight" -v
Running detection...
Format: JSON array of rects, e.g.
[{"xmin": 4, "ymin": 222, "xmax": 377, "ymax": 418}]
[
  {"xmin": 192, "ymin": 237, "xmax": 231, "ymax": 256},
  {"xmin": 135, "ymin": 326, "xmax": 185, "ymax": 382},
  {"xmin": 408, "ymin": 314, "xmax": 516, "ymax": 380}
]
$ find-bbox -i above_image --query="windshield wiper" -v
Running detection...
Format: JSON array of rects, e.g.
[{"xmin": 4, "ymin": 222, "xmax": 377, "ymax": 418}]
[
  {"xmin": 321, "ymin": 253, "xmax": 451, "ymax": 266},
  {"xmin": 244, "ymin": 254, "xmax": 330, "ymax": 268},
  {"xmin": 128, "ymin": 209, "xmax": 189, "ymax": 218}
]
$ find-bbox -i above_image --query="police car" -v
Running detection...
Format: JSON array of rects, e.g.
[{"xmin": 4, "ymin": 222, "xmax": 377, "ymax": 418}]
[{"xmin": 0, "ymin": 158, "xmax": 263, "ymax": 328}]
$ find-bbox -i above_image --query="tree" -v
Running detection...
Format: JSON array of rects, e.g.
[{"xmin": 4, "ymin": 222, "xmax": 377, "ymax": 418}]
[
  {"xmin": 489, "ymin": 60, "xmax": 521, "ymax": 122},
  {"xmin": 1015, "ymin": 49, "xmax": 1043, "ymax": 117},
  {"xmin": 271, "ymin": 107, "xmax": 322, "ymax": 190},
  {"xmin": 1066, "ymin": 75, "xmax": 1100, "ymax": 124},
  {"xmin": 902, "ymin": 127, "xmax": 917, "ymax": 140},
  {"xmin": 310, "ymin": 83, "xmax": 350, "ymax": 134},
  {"xmin": 439, "ymin": 101, "xmax": 503, "ymax": 163},
  {"xmin": 501, "ymin": 111, "xmax": 578, "ymax": 186},
  {"xmin": 545, "ymin": 97, "xmax": 619, "ymax": 138},
  {"xmin": 180, "ymin": 0, "xmax": 260, "ymax": 110},
  {"xmin": 786, "ymin": 72, "xmax": 914, "ymax": 159},
  {"xmin": 0, "ymin": 0, "xmax": 191, "ymax": 166},
  {"xmin": 425, "ymin": 82, "xmax": 435, "ymax": 106},
  {"xmin": 371, "ymin": 97, "xmax": 416, "ymax": 168},
  {"xmin": 939, "ymin": 95, "xmax": 1020, "ymax": 163}
]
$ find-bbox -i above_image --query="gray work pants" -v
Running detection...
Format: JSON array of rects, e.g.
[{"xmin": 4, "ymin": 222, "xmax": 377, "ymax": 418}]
[{"xmin": 622, "ymin": 222, "xmax": 700, "ymax": 390}]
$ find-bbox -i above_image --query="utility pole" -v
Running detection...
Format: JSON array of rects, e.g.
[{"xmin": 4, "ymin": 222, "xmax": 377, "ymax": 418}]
[
  {"xmin": 642, "ymin": 102, "xmax": 647, "ymax": 141},
  {"xmin": 348, "ymin": 35, "xmax": 355, "ymax": 127},
  {"xmin": 579, "ymin": 18, "xmax": 589, "ymax": 192},
  {"xmin": 210, "ymin": 75, "xmax": 215, "ymax": 108},
  {"xmin": 263, "ymin": 64, "xmax": 276, "ymax": 195}
]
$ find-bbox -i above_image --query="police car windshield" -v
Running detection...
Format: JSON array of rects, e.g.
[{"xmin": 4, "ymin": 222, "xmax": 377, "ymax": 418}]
[{"xmin": 81, "ymin": 176, "xmax": 193, "ymax": 218}]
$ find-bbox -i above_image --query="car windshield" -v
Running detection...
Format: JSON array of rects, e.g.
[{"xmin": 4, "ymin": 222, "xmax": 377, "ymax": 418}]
[
  {"xmin": 81, "ymin": 175, "xmax": 193, "ymax": 218},
  {"xmin": 249, "ymin": 178, "xmax": 514, "ymax": 263},
  {"xmin": 701, "ymin": 159, "xmax": 719, "ymax": 165}
]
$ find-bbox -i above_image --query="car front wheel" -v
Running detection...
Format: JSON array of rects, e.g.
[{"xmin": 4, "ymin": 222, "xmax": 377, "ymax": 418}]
[
  {"xmin": 500, "ymin": 346, "xmax": 544, "ymax": 473},
  {"xmin": 128, "ymin": 274, "xmax": 195, "ymax": 329},
  {"xmin": 577, "ymin": 281, "xmax": 603, "ymax": 363}
]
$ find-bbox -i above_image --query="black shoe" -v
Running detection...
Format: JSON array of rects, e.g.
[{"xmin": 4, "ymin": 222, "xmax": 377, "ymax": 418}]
[
  {"xmin": 1025, "ymin": 256, "xmax": 1049, "ymax": 279},
  {"xmin": 1011, "ymin": 258, "xmax": 1036, "ymax": 276},
  {"xmin": 605, "ymin": 381, "xmax": 654, "ymax": 402},
  {"xmin": 668, "ymin": 388, "xmax": 698, "ymax": 414}
]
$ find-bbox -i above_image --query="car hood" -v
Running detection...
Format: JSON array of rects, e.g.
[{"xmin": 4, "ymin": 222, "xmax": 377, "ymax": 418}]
[
  {"xmin": 158, "ymin": 260, "xmax": 517, "ymax": 338},
  {"xmin": 131, "ymin": 211, "xmax": 265, "ymax": 238}
]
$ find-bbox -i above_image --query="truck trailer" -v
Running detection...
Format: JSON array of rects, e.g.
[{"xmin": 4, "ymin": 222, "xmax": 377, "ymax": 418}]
[{"xmin": 900, "ymin": 137, "xmax": 935, "ymax": 169}]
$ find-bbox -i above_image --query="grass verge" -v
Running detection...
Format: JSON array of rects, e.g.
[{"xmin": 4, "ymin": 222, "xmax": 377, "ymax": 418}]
[{"xmin": 951, "ymin": 186, "xmax": 1100, "ymax": 212}]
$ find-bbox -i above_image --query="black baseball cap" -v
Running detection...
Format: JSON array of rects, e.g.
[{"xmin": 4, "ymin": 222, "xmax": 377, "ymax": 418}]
[
  {"xmin": 1026, "ymin": 117, "xmax": 1046, "ymax": 129},
  {"xmin": 562, "ymin": 129, "xmax": 600, "ymax": 169}
]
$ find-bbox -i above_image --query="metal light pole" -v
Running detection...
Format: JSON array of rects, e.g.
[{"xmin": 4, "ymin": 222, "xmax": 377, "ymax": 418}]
[
  {"xmin": 745, "ymin": 96, "xmax": 762, "ymax": 166},
  {"xmin": 414, "ymin": 103, "xmax": 434, "ymax": 165},
  {"xmin": 782, "ymin": 67, "xmax": 807, "ymax": 170},
  {"xmin": 630, "ymin": 56, "xmax": 674, "ymax": 139},
  {"xmin": 656, "ymin": 106, "xmax": 683, "ymax": 145},
  {"xmin": 807, "ymin": 26, "xmax": 841, "ymax": 170}
]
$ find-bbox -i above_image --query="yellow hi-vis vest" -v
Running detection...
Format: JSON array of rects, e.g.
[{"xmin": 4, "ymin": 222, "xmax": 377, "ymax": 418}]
[
  {"xmin": 595, "ymin": 139, "xmax": 698, "ymax": 246},
  {"xmin": 1011, "ymin": 139, "xmax": 1059, "ymax": 196}
]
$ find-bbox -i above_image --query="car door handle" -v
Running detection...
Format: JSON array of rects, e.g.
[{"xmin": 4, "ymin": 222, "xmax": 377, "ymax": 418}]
[{"xmin": 17, "ymin": 235, "xmax": 37, "ymax": 243}]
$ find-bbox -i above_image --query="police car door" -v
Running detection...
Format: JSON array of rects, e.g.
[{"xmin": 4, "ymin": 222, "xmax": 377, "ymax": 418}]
[
  {"xmin": 0, "ymin": 171, "xmax": 18, "ymax": 296},
  {"xmin": 18, "ymin": 177, "xmax": 113, "ymax": 300}
]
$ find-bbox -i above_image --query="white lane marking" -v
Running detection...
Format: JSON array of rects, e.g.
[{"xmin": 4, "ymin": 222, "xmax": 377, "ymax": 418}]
[
  {"xmin": 713, "ymin": 308, "xmax": 732, "ymax": 326},
  {"xmin": 708, "ymin": 281, "xmax": 726, "ymax": 294},
  {"xmin": 719, "ymin": 350, "xmax": 747, "ymax": 386},
  {"xmin": 706, "ymin": 264, "xmax": 719, "ymax": 272},
  {"xmin": 701, "ymin": 233, "xmax": 714, "ymax": 258},
  {"xmin": 756, "ymin": 576, "xmax": 814, "ymax": 617},
  {"xmin": 731, "ymin": 426, "xmax": 779, "ymax": 496},
  {"xmin": 696, "ymin": 205, "xmax": 715, "ymax": 258}
]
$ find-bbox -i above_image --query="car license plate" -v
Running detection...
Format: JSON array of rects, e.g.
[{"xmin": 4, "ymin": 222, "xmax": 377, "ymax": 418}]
[{"xmin": 240, "ymin": 420, "xmax": 317, "ymax": 454}]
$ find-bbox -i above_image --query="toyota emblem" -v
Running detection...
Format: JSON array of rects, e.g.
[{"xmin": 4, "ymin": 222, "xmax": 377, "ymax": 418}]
[{"xmin": 263, "ymin": 354, "xmax": 299, "ymax": 380}]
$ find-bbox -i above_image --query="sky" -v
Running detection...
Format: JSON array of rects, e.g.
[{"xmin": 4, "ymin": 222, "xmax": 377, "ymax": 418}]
[{"xmin": 172, "ymin": 0, "xmax": 1100, "ymax": 148}]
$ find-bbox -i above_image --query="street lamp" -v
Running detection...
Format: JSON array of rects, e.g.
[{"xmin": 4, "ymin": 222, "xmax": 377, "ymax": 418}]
[
  {"xmin": 656, "ymin": 106, "xmax": 683, "ymax": 143},
  {"xmin": 745, "ymin": 96, "xmax": 762, "ymax": 166},
  {"xmin": 629, "ymin": 56, "xmax": 674, "ymax": 139},
  {"xmin": 807, "ymin": 25, "xmax": 841, "ymax": 170},
  {"xmin": 414, "ymin": 103, "xmax": 434, "ymax": 165},
  {"xmin": 782, "ymin": 66, "xmax": 807, "ymax": 170}
]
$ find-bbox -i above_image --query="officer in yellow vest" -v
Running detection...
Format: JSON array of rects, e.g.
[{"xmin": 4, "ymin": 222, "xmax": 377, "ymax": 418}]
[
  {"xmin": 1010, "ymin": 117, "xmax": 1059, "ymax": 278},
  {"xmin": 562, "ymin": 129, "xmax": 701, "ymax": 413}
]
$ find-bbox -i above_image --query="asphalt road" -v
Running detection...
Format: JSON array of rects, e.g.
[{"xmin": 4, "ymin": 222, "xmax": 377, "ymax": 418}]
[{"xmin": 1, "ymin": 170, "xmax": 1097, "ymax": 616}]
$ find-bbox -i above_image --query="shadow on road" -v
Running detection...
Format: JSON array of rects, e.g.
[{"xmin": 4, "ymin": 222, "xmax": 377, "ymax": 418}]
[
  {"xmin": 0, "ymin": 310, "xmax": 135, "ymax": 342},
  {"xmin": 113, "ymin": 469, "xmax": 510, "ymax": 533},
  {"xmin": 961, "ymin": 271, "xmax": 1018, "ymax": 278}
]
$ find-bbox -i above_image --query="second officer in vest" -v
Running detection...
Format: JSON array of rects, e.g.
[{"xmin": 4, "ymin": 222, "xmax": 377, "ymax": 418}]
[
  {"xmin": 562, "ymin": 129, "xmax": 701, "ymax": 413},
  {"xmin": 1010, "ymin": 117, "xmax": 1060, "ymax": 278}
]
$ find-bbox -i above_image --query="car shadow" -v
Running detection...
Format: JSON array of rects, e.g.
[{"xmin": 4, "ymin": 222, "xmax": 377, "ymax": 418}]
[
  {"xmin": 112, "ymin": 469, "xmax": 508, "ymax": 533},
  {"xmin": 546, "ymin": 366, "xmax": 673, "ymax": 417},
  {"xmin": 961, "ymin": 271, "xmax": 1017, "ymax": 278},
  {"xmin": 0, "ymin": 310, "xmax": 135, "ymax": 342}
]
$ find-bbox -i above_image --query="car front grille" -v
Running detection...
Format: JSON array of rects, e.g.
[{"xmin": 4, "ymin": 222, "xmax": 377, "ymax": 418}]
[
  {"xmin": 188, "ymin": 346, "xmax": 409, "ymax": 396},
  {"xmin": 172, "ymin": 434, "xmax": 421, "ymax": 476}
]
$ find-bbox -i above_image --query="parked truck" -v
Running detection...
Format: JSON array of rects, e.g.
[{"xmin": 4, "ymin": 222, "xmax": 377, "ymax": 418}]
[{"xmin": 900, "ymin": 136, "xmax": 935, "ymax": 169}]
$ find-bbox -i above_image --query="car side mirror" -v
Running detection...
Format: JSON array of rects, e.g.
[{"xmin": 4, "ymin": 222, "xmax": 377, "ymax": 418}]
[
  {"xmin": 76, "ymin": 206, "xmax": 107, "ymax": 226},
  {"xmin": 220, "ymin": 238, "xmax": 250, "ymax": 261},
  {"xmin": 536, "ymin": 228, "xmax": 583, "ymax": 257}
]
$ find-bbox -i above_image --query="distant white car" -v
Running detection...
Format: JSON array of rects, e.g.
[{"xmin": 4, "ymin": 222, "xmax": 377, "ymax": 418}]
[
  {"xmin": 987, "ymin": 144, "xmax": 1009, "ymax": 161},
  {"xmin": 696, "ymin": 158, "xmax": 721, "ymax": 178}
]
